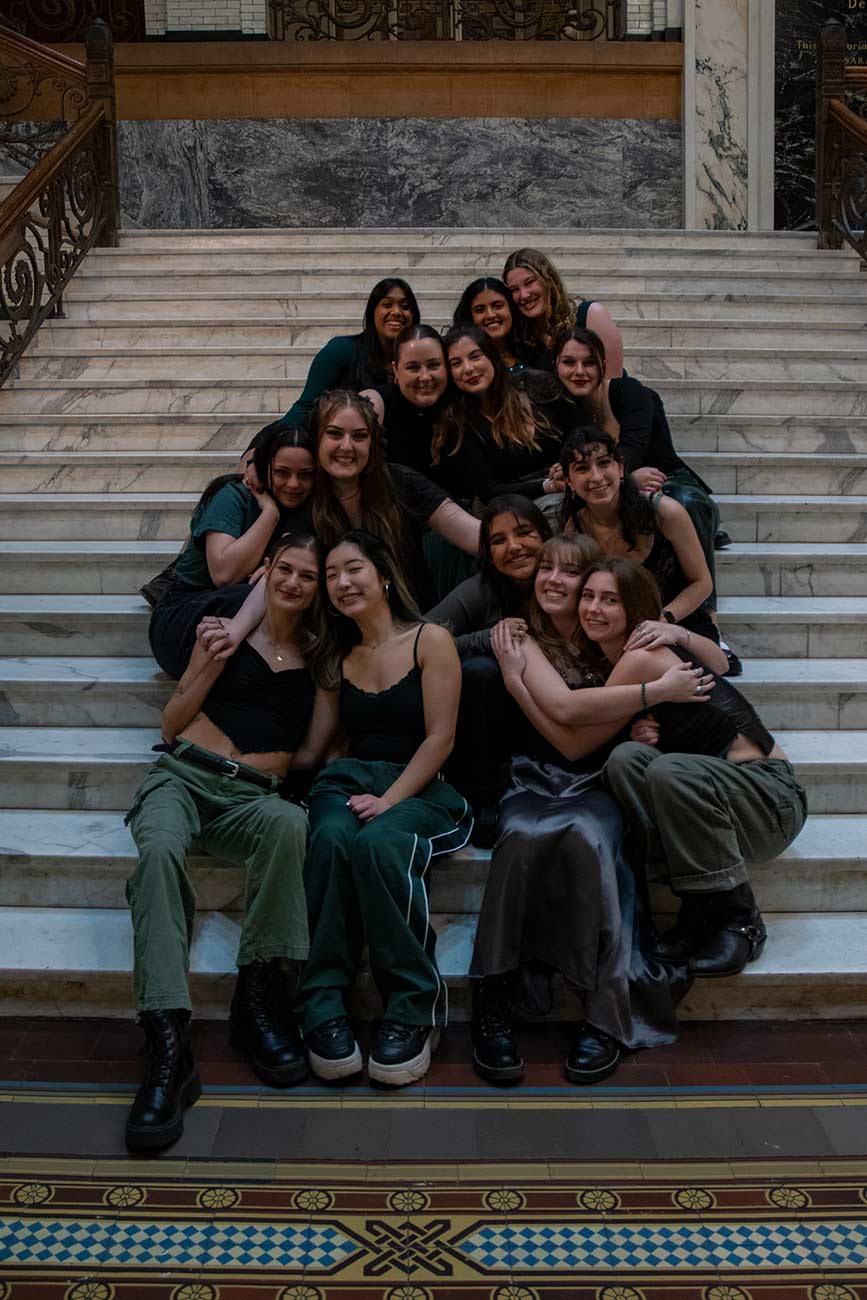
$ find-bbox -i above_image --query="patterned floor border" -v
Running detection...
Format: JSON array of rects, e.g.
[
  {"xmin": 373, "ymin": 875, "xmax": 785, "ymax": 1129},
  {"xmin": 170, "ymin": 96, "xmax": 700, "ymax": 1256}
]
[{"xmin": 2, "ymin": 1157, "xmax": 867, "ymax": 1298}]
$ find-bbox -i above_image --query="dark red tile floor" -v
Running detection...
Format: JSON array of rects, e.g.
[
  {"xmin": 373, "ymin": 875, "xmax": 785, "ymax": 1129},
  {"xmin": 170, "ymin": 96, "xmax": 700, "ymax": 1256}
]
[{"xmin": 2, "ymin": 1015, "xmax": 866, "ymax": 1088}]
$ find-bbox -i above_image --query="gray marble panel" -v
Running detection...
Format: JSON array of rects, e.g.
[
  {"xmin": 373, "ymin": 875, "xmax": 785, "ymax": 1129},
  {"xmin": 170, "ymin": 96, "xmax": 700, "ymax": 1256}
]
[
  {"xmin": 622, "ymin": 117, "xmax": 683, "ymax": 226},
  {"xmin": 116, "ymin": 116, "xmax": 682, "ymax": 229},
  {"xmin": 118, "ymin": 119, "xmax": 209, "ymax": 228}
]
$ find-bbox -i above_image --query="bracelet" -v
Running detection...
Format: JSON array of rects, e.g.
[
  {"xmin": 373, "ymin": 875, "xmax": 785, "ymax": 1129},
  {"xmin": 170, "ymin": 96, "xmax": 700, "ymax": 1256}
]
[{"xmin": 641, "ymin": 682, "xmax": 648, "ymax": 711}]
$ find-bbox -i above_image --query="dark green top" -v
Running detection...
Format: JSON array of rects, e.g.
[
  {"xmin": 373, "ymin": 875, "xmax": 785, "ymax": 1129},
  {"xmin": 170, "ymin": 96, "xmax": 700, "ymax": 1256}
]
[
  {"xmin": 173, "ymin": 480, "xmax": 271, "ymax": 590},
  {"xmin": 284, "ymin": 335, "xmax": 363, "ymax": 427}
]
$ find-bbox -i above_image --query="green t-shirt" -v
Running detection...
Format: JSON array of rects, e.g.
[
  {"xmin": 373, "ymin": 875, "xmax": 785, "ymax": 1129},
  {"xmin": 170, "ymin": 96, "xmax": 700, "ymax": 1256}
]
[{"xmin": 173, "ymin": 480, "xmax": 264, "ymax": 589}]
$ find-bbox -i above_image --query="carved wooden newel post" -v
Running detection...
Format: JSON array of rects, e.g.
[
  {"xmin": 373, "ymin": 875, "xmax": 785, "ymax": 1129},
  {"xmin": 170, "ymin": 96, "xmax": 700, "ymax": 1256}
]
[
  {"xmin": 85, "ymin": 18, "xmax": 119, "ymax": 248},
  {"xmin": 816, "ymin": 21, "xmax": 846, "ymax": 249}
]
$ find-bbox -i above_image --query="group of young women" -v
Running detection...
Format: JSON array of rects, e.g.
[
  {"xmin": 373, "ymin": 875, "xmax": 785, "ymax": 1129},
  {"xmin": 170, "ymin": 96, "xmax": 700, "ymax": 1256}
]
[{"xmin": 126, "ymin": 248, "xmax": 807, "ymax": 1149}]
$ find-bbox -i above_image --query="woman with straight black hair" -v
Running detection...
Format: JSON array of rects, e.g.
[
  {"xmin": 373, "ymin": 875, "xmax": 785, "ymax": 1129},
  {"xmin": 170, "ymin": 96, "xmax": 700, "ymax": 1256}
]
[
  {"xmin": 282, "ymin": 277, "xmax": 420, "ymax": 428},
  {"xmin": 286, "ymin": 530, "xmax": 472, "ymax": 1087},
  {"xmin": 148, "ymin": 423, "xmax": 316, "ymax": 680},
  {"xmin": 453, "ymin": 276, "xmax": 523, "ymax": 372},
  {"xmin": 427, "ymin": 495, "xmax": 552, "ymax": 844}
]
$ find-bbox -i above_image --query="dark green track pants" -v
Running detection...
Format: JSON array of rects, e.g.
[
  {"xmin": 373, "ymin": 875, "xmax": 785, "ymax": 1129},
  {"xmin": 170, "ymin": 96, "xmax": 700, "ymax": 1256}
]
[
  {"xmin": 125, "ymin": 743, "xmax": 309, "ymax": 1012},
  {"xmin": 295, "ymin": 758, "xmax": 474, "ymax": 1034},
  {"xmin": 603, "ymin": 741, "xmax": 807, "ymax": 894}
]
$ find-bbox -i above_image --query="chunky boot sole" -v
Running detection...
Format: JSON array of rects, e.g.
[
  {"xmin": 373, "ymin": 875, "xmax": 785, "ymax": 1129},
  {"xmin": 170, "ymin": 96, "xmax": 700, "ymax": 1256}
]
[
  {"xmin": 690, "ymin": 932, "xmax": 767, "ymax": 979},
  {"xmin": 308, "ymin": 1042, "xmax": 363, "ymax": 1082},
  {"xmin": 228, "ymin": 1024, "xmax": 309, "ymax": 1087},
  {"xmin": 368, "ymin": 1030, "xmax": 440, "ymax": 1087},
  {"xmin": 564, "ymin": 1047, "xmax": 622, "ymax": 1087},
  {"xmin": 472, "ymin": 1050, "xmax": 525, "ymax": 1084},
  {"xmin": 124, "ymin": 1070, "xmax": 202, "ymax": 1150}
]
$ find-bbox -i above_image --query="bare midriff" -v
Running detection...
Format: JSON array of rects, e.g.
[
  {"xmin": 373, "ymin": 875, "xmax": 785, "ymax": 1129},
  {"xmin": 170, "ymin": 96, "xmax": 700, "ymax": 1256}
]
[{"xmin": 178, "ymin": 714, "xmax": 293, "ymax": 778}]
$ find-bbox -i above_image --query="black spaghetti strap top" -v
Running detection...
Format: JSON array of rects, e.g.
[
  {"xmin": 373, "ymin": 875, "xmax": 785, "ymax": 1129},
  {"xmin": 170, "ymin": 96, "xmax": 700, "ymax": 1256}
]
[
  {"xmin": 650, "ymin": 645, "xmax": 775, "ymax": 759},
  {"xmin": 340, "ymin": 625, "xmax": 427, "ymax": 764},
  {"xmin": 575, "ymin": 299, "xmax": 595, "ymax": 329},
  {"xmin": 202, "ymin": 641, "xmax": 316, "ymax": 754}
]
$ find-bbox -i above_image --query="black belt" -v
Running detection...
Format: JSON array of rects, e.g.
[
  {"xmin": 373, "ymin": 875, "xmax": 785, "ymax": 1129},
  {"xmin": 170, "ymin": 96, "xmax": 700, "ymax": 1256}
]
[{"xmin": 154, "ymin": 741, "xmax": 276, "ymax": 792}]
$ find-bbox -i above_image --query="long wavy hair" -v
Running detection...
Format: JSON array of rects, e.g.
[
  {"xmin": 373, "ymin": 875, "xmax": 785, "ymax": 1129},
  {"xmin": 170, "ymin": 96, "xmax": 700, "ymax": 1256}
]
[
  {"xmin": 559, "ymin": 427, "xmax": 656, "ymax": 551},
  {"xmin": 436, "ymin": 326, "xmax": 553, "ymax": 463},
  {"xmin": 263, "ymin": 529, "xmax": 330, "ymax": 686},
  {"xmin": 502, "ymin": 247, "xmax": 576, "ymax": 354},
  {"xmin": 320, "ymin": 529, "xmax": 423, "ymax": 687},
  {"xmin": 572, "ymin": 555, "xmax": 664, "ymax": 682},
  {"xmin": 478, "ymin": 494, "xmax": 553, "ymax": 614},
  {"xmin": 527, "ymin": 533, "xmax": 604, "ymax": 683},
  {"xmin": 309, "ymin": 389, "xmax": 410, "ymax": 563},
  {"xmin": 351, "ymin": 278, "xmax": 421, "ymax": 388}
]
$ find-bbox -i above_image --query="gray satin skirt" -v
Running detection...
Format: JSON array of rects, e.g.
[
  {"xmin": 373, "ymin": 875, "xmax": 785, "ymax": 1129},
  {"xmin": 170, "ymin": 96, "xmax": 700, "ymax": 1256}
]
[{"xmin": 469, "ymin": 754, "xmax": 686, "ymax": 1050}]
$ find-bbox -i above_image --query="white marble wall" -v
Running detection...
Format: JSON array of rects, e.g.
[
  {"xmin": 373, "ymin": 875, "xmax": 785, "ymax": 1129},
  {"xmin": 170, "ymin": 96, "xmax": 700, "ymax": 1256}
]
[{"xmin": 694, "ymin": 0, "xmax": 749, "ymax": 228}]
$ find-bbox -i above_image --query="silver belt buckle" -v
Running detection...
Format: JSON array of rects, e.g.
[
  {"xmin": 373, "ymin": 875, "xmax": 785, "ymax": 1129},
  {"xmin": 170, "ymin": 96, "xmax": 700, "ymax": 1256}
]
[{"xmin": 223, "ymin": 759, "xmax": 240, "ymax": 779}]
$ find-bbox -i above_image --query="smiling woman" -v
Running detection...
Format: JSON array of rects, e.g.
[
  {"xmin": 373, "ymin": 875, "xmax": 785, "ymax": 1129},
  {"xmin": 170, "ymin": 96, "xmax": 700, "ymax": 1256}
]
[{"xmin": 280, "ymin": 277, "xmax": 420, "ymax": 430}]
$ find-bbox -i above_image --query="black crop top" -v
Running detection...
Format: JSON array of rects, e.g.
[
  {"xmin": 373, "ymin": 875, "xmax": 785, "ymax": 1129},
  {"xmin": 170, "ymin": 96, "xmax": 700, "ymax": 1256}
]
[
  {"xmin": 202, "ymin": 641, "xmax": 316, "ymax": 754},
  {"xmin": 340, "ymin": 625, "xmax": 427, "ymax": 764},
  {"xmin": 649, "ymin": 646, "xmax": 775, "ymax": 759}
]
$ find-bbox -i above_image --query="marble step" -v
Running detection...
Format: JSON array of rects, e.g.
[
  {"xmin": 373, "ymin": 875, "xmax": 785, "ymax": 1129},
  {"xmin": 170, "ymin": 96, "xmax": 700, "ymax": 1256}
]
[
  {"xmin": 4, "ymin": 411, "xmax": 867, "ymax": 456},
  {"xmin": 31, "ymin": 316, "xmax": 867, "ymax": 353},
  {"xmin": 0, "ymin": 726, "xmax": 861, "ymax": 813},
  {"xmin": 0, "ymin": 808, "xmax": 863, "ymax": 915},
  {"xmin": 4, "ymin": 449, "xmax": 867, "ymax": 499},
  {"xmin": 1, "ymin": 594, "xmax": 862, "ymax": 658},
  {"xmin": 4, "ymin": 540, "xmax": 867, "ymax": 597},
  {"xmin": 116, "ymin": 227, "xmax": 822, "ymax": 251},
  {"xmin": 57, "ymin": 291, "xmax": 867, "ymax": 325},
  {"xmin": 80, "ymin": 247, "xmax": 859, "ymax": 274},
  {"xmin": 19, "ymin": 346, "xmax": 867, "ymax": 385},
  {"xmin": 62, "ymin": 267, "xmax": 867, "ymax": 299},
  {"xmin": 1, "ymin": 904, "xmax": 865, "ymax": 1020},
  {"xmin": 2, "ymin": 492, "xmax": 866, "ymax": 546},
  {"xmin": 5, "ymin": 378, "xmax": 867, "ymax": 417},
  {"xmin": 4, "ymin": 656, "xmax": 867, "ymax": 731}
]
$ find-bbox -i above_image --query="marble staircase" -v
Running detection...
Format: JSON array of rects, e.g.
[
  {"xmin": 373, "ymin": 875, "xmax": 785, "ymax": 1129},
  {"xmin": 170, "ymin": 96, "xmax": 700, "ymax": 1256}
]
[{"xmin": 1, "ymin": 226, "xmax": 866, "ymax": 1022}]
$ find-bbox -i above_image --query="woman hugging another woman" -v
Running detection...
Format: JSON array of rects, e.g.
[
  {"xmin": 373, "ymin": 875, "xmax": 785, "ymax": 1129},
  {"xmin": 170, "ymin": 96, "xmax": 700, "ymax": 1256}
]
[
  {"xmin": 503, "ymin": 247, "xmax": 624, "ymax": 378},
  {"xmin": 470, "ymin": 534, "xmax": 720, "ymax": 1085}
]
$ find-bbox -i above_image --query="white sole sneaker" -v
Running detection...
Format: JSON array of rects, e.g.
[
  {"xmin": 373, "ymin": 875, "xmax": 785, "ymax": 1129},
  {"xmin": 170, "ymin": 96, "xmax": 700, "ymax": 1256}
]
[
  {"xmin": 368, "ymin": 1029, "xmax": 440, "ymax": 1087},
  {"xmin": 308, "ymin": 1042, "xmax": 363, "ymax": 1081}
]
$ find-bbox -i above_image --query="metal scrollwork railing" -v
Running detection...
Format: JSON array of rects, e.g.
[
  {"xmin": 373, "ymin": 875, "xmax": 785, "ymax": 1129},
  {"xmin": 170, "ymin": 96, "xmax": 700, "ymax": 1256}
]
[
  {"xmin": 0, "ymin": 20, "xmax": 118, "ymax": 387},
  {"xmin": 816, "ymin": 21, "xmax": 867, "ymax": 265},
  {"xmin": 2, "ymin": 1, "xmax": 145, "ymax": 44},
  {"xmin": 268, "ymin": 0, "xmax": 621, "ymax": 42}
]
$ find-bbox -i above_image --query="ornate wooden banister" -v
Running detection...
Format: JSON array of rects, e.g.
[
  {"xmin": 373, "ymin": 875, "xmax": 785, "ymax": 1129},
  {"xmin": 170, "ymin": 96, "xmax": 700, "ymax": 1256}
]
[
  {"xmin": 0, "ymin": 19, "xmax": 118, "ymax": 387},
  {"xmin": 816, "ymin": 21, "xmax": 867, "ymax": 264}
]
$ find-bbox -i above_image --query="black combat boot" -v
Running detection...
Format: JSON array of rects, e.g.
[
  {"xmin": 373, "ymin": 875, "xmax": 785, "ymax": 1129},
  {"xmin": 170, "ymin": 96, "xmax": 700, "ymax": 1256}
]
[
  {"xmin": 688, "ymin": 883, "xmax": 767, "ymax": 978},
  {"xmin": 229, "ymin": 958, "xmax": 309, "ymax": 1086},
  {"xmin": 125, "ymin": 1009, "xmax": 201, "ymax": 1150},
  {"xmin": 652, "ymin": 892, "xmax": 712, "ymax": 964},
  {"xmin": 564, "ymin": 1023, "xmax": 622, "ymax": 1085},
  {"xmin": 471, "ymin": 978, "xmax": 524, "ymax": 1083}
]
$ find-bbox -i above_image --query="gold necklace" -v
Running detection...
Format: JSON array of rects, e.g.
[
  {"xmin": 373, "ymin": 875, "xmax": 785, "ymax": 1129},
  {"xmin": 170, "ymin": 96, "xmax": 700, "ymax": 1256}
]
[{"xmin": 361, "ymin": 626, "xmax": 404, "ymax": 651}]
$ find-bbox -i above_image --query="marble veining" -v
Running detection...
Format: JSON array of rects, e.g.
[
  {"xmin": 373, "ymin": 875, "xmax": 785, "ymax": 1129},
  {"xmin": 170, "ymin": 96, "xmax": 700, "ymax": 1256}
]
[
  {"xmin": 117, "ymin": 116, "xmax": 683, "ymax": 230},
  {"xmin": 694, "ymin": 0, "xmax": 749, "ymax": 229}
]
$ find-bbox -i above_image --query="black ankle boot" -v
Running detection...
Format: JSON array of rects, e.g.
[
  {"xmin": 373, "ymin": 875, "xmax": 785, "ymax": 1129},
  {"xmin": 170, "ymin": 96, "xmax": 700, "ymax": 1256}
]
[
  {"xmin": 565, "ymin": 1023, "xmax": 622, "ymax": 1085},
  {"xmin": 125, "ymin": 1009, "xmax": 201, "ymax": 1150},
  {"xmin": 652, "ymin": 893, "xmax": 712, "ymax": 964},
  {"xmin": 689, "ymin": 883, "xmax": 767, "ymax": 978},
  {"xmin": 472, "ymin": 978, "xmax": 524, "ymax": 1083},
  {"xmin": 229, "ymin": 958, "xmax": 308, "ymax": 1087}
]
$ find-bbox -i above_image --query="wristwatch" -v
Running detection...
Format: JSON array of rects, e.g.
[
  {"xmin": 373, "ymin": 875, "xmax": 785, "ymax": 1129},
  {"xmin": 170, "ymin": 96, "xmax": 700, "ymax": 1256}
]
[{"xmin": 661, "ymin": 610, "xmax": 676, "ymax": 624}]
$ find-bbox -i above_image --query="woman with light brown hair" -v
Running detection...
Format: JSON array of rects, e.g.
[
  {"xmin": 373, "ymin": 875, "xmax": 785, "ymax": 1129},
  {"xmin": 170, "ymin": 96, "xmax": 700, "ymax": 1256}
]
[{"xmin": 503, "ymin": 246, "xmax": 624, "ymax": 377}]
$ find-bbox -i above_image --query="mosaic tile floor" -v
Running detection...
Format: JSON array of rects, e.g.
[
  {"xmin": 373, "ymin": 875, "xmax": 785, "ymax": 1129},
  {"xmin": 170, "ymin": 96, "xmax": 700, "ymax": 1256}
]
[{"xmin": 2, "ymin": 1019, "xmax": 867, "ymax": 1297}]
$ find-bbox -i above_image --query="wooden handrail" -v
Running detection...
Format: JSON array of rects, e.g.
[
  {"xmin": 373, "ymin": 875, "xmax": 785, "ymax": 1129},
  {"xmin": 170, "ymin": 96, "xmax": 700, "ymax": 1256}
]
[
  {"xmin": 828, "ymin": 94, "xmax": 867, "ymax": 148},
  {"xmin": 844, "ymin": 65, "xmax": 867, "ymax": 86},
  {"xmin": 0, "ymin": 23, "xmax": 87, "ymax": 85},
  {"xmin": 0, "ymin": 102, "xmax": 104, "ymax": 237}
]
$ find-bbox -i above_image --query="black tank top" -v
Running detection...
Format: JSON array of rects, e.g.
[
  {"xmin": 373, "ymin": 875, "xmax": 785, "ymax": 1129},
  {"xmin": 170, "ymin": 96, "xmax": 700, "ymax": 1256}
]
[
  {"xmin": 202, "ymin": 641, "xmax": 316, "ymax": 754},
  {"xmin": 340, "ymin": 625, "xmax": 427, "ymax": 764},
  {"xmin": 649, "ymin": 645, "xmax": 775, "ymax": 759}
]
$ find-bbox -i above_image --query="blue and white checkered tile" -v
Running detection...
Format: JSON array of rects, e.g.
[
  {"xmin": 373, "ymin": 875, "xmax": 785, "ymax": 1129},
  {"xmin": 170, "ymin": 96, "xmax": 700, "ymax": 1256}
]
[
  {"xmin": 458, "ymin": 1219, "xmax": 867, "ymax": 1271},
  {"xmin": 0, "ymin": 1217, "xmax": 358, "ymax": 1271}
]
